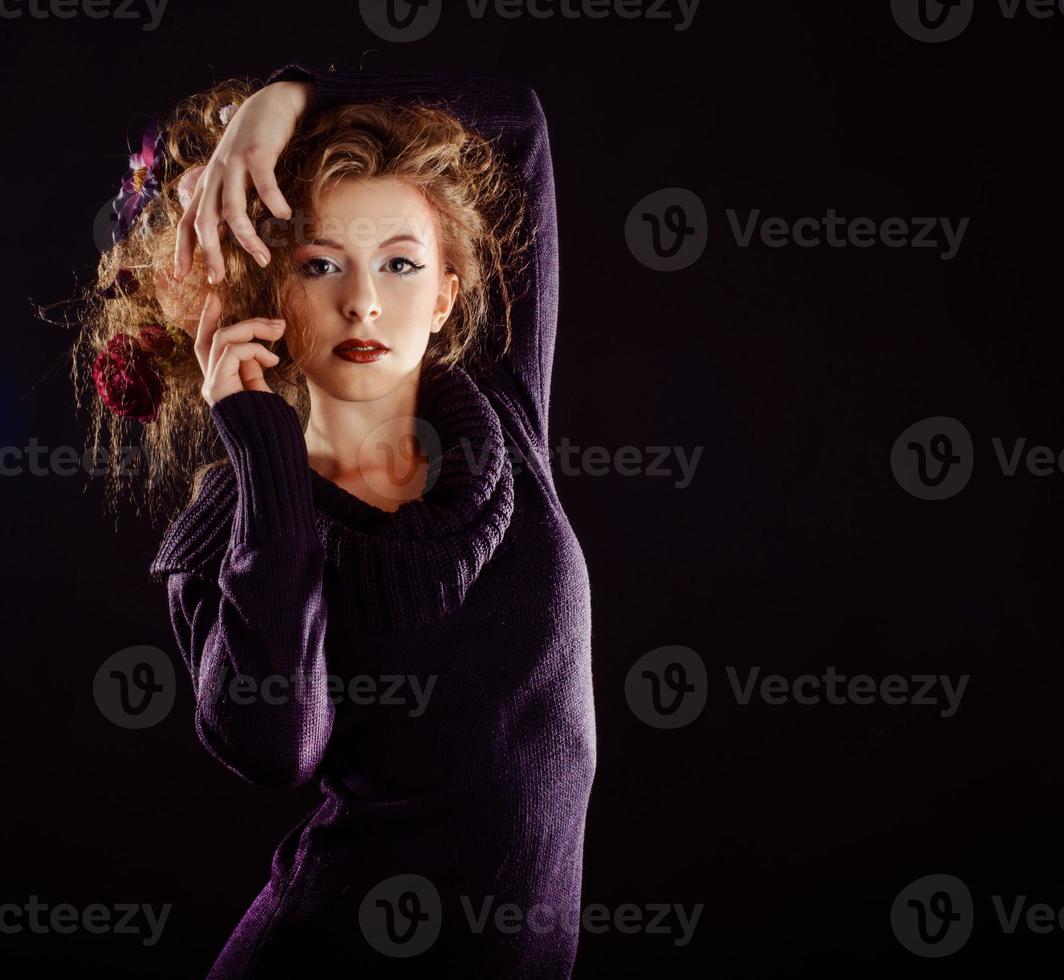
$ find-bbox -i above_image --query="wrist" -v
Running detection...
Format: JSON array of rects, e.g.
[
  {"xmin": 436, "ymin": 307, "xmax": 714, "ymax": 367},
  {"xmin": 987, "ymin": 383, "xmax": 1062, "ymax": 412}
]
[{"xmin": 266, "ymin": 79, "xmax": 314, "ymax": 118}]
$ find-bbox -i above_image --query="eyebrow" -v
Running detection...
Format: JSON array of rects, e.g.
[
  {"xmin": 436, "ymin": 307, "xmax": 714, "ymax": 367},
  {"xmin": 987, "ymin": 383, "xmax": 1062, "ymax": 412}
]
[{"xmin": 301, "ymin": 235, "xmax": 425, "ymax": 249}]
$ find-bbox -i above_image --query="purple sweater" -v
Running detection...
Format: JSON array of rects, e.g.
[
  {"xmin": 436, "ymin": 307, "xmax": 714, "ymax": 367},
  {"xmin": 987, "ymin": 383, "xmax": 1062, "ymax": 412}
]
[{"xmin": 148, "ymin": 64, "xmax": 597, "ymax": 977}]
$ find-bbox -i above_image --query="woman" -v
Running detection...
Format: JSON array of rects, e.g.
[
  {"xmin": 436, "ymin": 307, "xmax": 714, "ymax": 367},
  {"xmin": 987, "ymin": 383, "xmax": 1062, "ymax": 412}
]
[{"xmin": 79, "ymin": 63, "xmax": 597, "ymax": 976}]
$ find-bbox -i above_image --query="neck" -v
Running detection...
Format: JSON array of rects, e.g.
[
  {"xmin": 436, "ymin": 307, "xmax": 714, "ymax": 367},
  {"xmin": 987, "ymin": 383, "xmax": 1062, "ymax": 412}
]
[{"xmin": 303, "ymin": 363, "xmax": 425, "ymax": 493}]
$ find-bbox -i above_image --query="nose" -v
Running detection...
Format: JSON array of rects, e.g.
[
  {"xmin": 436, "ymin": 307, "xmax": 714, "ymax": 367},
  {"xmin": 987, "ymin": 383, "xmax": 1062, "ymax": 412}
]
[{"xmin": 341, "ymin": 265, "xmax": 382, "ymax": 323}]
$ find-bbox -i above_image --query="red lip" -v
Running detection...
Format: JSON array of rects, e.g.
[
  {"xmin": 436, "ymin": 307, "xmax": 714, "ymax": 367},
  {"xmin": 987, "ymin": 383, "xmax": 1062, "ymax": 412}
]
[{"xmin": 333, "ymin": 338, "xmax": 389, "ymax": 352}]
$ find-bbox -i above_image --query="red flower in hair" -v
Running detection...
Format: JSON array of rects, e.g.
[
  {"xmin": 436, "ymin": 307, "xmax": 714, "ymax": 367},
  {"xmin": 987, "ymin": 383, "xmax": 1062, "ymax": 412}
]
[{"xmin": 92, "ymin": 325, "xmax": 176, "ymax": 423}]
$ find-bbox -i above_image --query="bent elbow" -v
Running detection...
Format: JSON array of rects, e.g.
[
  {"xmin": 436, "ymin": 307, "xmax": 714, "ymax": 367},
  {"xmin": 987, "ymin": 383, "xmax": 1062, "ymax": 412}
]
[{"xmin": 194, "ymin": 702, "xmax": 333, "ymax": 790}]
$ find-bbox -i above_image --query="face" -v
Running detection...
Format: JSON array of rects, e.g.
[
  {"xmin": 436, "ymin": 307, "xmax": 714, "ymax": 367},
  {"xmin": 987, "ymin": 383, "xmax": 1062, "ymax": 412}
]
[{"xmin": 284, "ymin": 175, "xmax": 459, "ymax": 403}]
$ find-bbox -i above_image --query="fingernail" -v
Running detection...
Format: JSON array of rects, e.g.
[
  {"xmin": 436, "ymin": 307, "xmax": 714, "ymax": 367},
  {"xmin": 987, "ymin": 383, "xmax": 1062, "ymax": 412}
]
[
  {"xmin": 207, "ymin": 270, "xmax": 216, "ymax": 285},
  {"xmin": 254, "ymin": 252, "xmax": 269, "ymax": 268}
]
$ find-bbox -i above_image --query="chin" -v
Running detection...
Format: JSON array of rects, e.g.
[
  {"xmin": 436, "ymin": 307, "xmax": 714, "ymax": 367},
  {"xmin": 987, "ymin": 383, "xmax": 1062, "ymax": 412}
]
[{"xmin": 312, "ymin": 362, "xmax": 404, "ymax": 402}]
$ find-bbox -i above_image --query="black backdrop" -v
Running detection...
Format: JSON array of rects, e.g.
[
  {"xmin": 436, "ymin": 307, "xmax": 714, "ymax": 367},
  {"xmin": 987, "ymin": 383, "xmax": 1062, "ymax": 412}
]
[{"xmin": 3, "ymin": 0, "xmax": 1063, "ymax": 976}]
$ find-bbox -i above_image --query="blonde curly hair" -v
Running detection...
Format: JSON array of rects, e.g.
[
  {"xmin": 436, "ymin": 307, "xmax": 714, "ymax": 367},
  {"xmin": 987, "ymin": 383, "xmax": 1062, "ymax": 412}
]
[{"xmin": 70, "ymin": 75, "xmax": 533, "ymax": 526}]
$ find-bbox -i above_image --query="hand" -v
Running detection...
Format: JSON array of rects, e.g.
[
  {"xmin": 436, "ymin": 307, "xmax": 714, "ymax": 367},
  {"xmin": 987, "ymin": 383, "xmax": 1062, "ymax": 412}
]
[
  {"xmin": 174, "ymin": 80, "xmax": 314, "ymax": 285},
  {"xmin": 195, "ymin": 292, "xmax": 286, "ymax": 407}
]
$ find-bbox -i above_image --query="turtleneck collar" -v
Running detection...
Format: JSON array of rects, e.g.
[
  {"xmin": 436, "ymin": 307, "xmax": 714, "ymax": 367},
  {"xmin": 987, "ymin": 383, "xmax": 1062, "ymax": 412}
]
[
  {"xmin": 311, "ymin": 364, "xmax": 515, "ymax": 631},
  {"xmin": 149, "ymin": 365, "xmax": 515, "ymax": 632}
]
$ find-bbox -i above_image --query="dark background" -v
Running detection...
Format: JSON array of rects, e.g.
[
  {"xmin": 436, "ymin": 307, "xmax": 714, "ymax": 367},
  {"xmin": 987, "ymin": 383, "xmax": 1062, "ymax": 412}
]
[{"xmin": 3, "ymin": 0, "xmax": 1062, "ymax": 976}]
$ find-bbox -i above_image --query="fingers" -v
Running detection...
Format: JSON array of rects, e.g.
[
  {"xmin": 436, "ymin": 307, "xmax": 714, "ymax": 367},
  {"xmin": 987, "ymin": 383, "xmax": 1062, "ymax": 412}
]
[
  {"xmin": 247, "ymin": 155, "xmax": 292, "ymax": 222},
  {"xmin": 208, "ymin": 318, "xmax": 286, "ymax": 374},
  {"xmin": 174, "ymin": 178, "xmax": 203, "ymax": 280},
  {"xmin": 174, "ymin": 160, "xmax": 280, "ymax": 279},
  {"xmin": 200, "ymin": 344, "xmax": 280, "ymax": 406},
  {"xmin": 219, "ymin": 159, "xmax": 272, "ymax": 268},
  {"xmin": 173, "ymin": 139, "xmax": 290, "ymax": 280},
  {"xmin": 239, "ymin": 346, "xmax": 280, "ymax": 394},
  {"xmin": 192, "ymin": 164, "xmax": 228, "ymax": 285},
  {"xmin": 193, "ymin": 291, "xmax": 223, "ymax": 378},
  {"xmin": 213, "ymin": 341, "xmax": 281, "ymax": 392},
  {"xmin": 194, "ymin": 290, "xmax": 287, "ymax": 385}
]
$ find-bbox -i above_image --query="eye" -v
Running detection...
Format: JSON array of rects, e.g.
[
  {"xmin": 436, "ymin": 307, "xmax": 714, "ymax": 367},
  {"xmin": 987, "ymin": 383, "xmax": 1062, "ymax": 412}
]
[
  {"xmin": 386, "ymin": 256, "xmax": 427, "ymax": 277},
  {"xmin": 300, "ymin": 256, "xmax": 341, "ymax": 278}
]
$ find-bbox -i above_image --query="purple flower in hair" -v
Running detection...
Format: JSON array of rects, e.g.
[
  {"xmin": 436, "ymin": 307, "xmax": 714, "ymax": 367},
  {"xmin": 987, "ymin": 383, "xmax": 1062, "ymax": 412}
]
[{"xmin": 111, "ymin": 118, "xmax": 166, "ymax": 245}]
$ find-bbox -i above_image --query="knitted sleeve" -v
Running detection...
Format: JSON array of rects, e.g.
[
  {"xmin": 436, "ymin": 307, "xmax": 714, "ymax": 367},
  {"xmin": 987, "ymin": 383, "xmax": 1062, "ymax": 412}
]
[
  {"xmin": 162, "ymin": 389, "xmax": 334, "ymax": 789},
  {"xmin": 263, "ymin": 62, "xmax": 559, "ymax": 452}
]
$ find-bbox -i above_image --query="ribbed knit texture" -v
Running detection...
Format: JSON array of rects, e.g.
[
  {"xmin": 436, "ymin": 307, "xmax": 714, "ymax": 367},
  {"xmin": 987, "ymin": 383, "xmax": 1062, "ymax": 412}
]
[
  {"xmin": 152, "ymin": 367, "xmax": 517, "ymax": 633},
  {"xmin": 149, "ymin": 65, "xmax": 596, "ymax": 978}
]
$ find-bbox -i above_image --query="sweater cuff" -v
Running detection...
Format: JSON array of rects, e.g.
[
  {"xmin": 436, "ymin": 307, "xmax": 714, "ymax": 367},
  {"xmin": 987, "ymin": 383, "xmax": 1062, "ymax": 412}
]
[
  {"xmin": 209, "ymin": 390, "xmax": 318, "ymax": 546},
  {"xmin": 264, "ymin": 62, "xmax": 408, "ymax": 114}
]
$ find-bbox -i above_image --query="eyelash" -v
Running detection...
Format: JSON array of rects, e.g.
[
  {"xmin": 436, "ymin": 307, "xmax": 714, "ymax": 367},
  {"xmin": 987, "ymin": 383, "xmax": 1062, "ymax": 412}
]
[{"xmin": 299, "ymin": 256, "xmax": 427, "ymax": 279}]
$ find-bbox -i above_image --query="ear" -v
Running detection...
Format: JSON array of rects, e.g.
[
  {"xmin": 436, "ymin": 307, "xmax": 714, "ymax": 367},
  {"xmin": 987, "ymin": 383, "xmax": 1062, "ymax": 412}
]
[
  {"xmin": 153, "ymin": 266, "xmax": 203, "ymax": 339},
  {"xmin": 431, "ymin": 272, "xmax": 460, "ymax": 333}
]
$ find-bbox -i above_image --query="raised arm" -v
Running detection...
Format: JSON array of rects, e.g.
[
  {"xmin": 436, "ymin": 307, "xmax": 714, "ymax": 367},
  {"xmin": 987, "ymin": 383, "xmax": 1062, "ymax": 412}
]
[
  {"xmin": 151, "ymin": 390, "xmax": 333, "ymax": 788},
  {"xmin": 264, "ymin": 63, "xmax": 559, "ymax": 452}
]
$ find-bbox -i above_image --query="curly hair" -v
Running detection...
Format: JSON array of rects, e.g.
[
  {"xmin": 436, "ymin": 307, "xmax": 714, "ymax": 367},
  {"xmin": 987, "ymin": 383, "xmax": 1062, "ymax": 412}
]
[{"xmin": 69, "ymin": 75, "xmax": 534, "ymax": 526}]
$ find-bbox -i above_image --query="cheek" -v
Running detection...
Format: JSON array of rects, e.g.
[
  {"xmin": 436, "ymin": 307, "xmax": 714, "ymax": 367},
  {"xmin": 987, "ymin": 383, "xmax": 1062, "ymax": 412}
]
[{"xmin": 391, "ymin": 278, "xmax": 441, "ymax": 323}]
